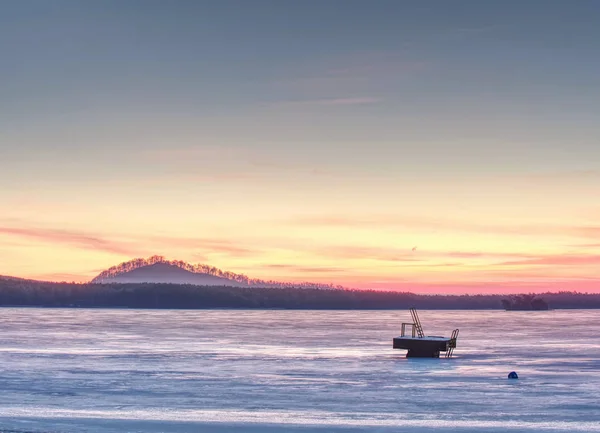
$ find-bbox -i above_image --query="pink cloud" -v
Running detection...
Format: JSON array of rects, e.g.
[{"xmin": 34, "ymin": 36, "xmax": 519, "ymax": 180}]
[
  {"xmin": 0, "ymin": 226, "xmax": 137, "ymax": 256},
  {"xmin": 345, "ymin": 278, "xmax": 600, "ymax": 294},
  {"xmin": 576, "ymin": 227, "xmax": 600, "ymax": 237},
  {"xmin": 498, "ymin": 254, "xmax": 600, "ymax": 266},
  {"xmin": 149, "ymin": 236, "xmax": 260, "ymax": 257},
  {"xmin": 31, "ymin": 273, "xmax": 90, "ymax": 283},
  {"xmin": 262, "ymin": 264, "xmax": 346, "ymax": 273},
  {"xmin": 443, "ymin": 251, "xmax": 536, "ymax": 259},
  {"xmin": 0, "ymin": 224, "xmax": 262, "ymax": 259},
  {"xmin": 470, "ymin": 268, "xmax": 596, "ymax": 280}
]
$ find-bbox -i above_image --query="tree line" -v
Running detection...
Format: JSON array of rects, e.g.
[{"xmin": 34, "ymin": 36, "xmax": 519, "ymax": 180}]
[{"xmin": 1, "ymin": 277, "xmax": 599, "ymax": 309}]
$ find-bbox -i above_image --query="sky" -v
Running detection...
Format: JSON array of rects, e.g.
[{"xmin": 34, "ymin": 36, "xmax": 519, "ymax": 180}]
[{"xmin": 1, "ymin": 0, "xmax": 600, "ymax": 293}]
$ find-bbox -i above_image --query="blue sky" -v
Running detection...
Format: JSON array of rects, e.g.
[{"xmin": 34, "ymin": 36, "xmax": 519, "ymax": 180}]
[{"xmin": 2, "ymin": 1, "xmax": 600, "ymax": 173}]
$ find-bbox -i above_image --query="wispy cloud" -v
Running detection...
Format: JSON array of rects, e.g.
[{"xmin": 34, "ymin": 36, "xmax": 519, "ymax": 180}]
[
  {"xmin": 31, "ymin": 273, "xmax": 90, "ymax": 283},
  {"xmin": 0, "ymin": 225, "xmax": 259, "ymax": 260},
  {"xmin": 285, "ymin": 214, "xmax": 600, "ymax": 240},
  {"xmin": 177, "ymin": 173, "xmax": 259, "ymax": 182},
  {"xmin": 0, "ymin": 226, "xmax": 136, "ymax": 256},
  {"xmin": 140, "ymin": 144, "xmax": 333, "ymax": 183},
  {"xmin": 143, "ymin": 145, "xmax": 241, "ymax": 162},
  {"xmin": 262, "ymin": 264, "xmax": 346, "ymax": 274},
  {"xmin": 269, "ymin": 51, "xmax": 422, "ymax": 109},
  {"xmin": 300, "ymin": 245, "xmax": 539, "ymax": 265},
  {"xmin": 149, "ymin": 236, "xmax": 260, "ymax": 257},
  {"xmin": 470, "ymin": 268, "xmax": 595, "ymax": 280},
  {"xmin": 576, "ymin": 227, "xmax": 600, "ymax": 237},
  {"xmin": 498, "ymin": 254, "xmax": 600, "ymax": 267},
  {"xmin": 443, "ymin": 251, "xmax": 535, "ymax": 259},
  {"xmin": 452, "ymin": 24, "xmax": 504, "ymax": 35},
  {"xmin": 315, "ymin": 245, "xmax": 421, "ymax": 262},
  {"xmin": 570, "ymin": 243, "xmax": 600, "ymax": 249},
  {"xmin": 359, "ymin": 279, "xmax": 600, "ymax": 294},
  {"xmin": 287, "ymin": 214, "xmax": 523, "ymax": 236},
  {"xmin": 272, "ymin": 97, "xmax": 381, "ymax": 108},
  {"xmin": 523, "ymin": 169, "xmax": 600, "ymax": 181},
  {"xmin": 444, "ymin": 251, "xmax": 501, "ymax": 259},
  {"xmin": 272, "ymin": 52, "xmax": 425, "ymax": 90}
]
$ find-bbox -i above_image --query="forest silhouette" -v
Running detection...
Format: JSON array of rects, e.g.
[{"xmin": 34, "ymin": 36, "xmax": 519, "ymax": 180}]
[{"xmin": 0, "ymin": 276, "xmax": 598, "ymax": 309}]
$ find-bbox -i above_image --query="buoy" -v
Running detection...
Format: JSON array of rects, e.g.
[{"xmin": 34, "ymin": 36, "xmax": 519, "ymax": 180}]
[{"xmin": 508, "ymin": 371, "xmax": 519, "ymax": 379}]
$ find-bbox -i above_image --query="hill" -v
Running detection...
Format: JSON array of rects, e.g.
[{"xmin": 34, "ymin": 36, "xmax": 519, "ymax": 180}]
[
  {"xmin": 92, "ymin": 262, "xmax": 247, "ymax": 286},
  {"xmin": 91, "ymin": 256, "xmax": 342, "ymax": 289}
]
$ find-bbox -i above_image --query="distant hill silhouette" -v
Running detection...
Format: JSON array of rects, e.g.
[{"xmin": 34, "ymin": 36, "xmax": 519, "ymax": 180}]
[
  {"xmin": 93, "ymin": 262, "xmax": 248, "ymax": 286},
  {"xmin": 91, "ymin": 256, "xmax": 342, "ymax": 289}
]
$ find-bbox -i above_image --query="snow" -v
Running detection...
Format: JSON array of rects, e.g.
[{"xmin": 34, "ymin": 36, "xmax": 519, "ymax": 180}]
[{"xmin": 0, "ymin": 308, "xmax": 599, "ymax": 433}]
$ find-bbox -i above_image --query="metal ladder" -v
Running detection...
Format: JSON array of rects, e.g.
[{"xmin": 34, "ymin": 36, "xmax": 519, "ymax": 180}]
[
  {"xmin": 446, "ymin": 328, "xmax": 460, "ymax": 358},
  {"xmin": 409, "ymin": 307, "xmax": 425, "ymax": 338}
]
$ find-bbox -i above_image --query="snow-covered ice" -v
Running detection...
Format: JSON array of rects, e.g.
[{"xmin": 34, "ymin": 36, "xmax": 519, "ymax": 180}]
[{"xmin": 0, "ymin": 308, "xmax": 599, "ymax": 432}]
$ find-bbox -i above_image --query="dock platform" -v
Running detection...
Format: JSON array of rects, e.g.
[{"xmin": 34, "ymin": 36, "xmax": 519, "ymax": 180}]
[{"xmin": 393, "ymin": 308, "xmax": 459, "ymax": 358}]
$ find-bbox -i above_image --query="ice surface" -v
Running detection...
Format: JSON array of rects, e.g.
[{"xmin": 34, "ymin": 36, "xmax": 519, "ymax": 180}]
[{"xmin": 0, "ymin": 308, "xmax": 599, "ymax": 432}]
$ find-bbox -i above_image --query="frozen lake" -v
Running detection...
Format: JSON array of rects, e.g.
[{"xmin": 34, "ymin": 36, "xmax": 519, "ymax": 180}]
[{"xmin": 0, "ymin": 308, "xmax": 599, "ymax": 433}]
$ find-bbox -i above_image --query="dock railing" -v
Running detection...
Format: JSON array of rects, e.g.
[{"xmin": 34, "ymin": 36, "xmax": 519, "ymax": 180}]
[{"xmin": 400, "ymin": 322, "xmax": 417, "ymax": 338}]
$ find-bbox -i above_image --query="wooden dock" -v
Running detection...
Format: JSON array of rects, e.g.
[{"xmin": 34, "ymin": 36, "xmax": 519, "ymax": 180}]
[{"xmin": 392, "ymin": 308, "xmax": 459, "ymax": 358}]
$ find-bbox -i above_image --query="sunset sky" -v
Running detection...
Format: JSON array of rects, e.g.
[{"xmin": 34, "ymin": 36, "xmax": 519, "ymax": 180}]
[{"xmin": 2, "ymin": 1, "xmax": 600, "ymax": 293}]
